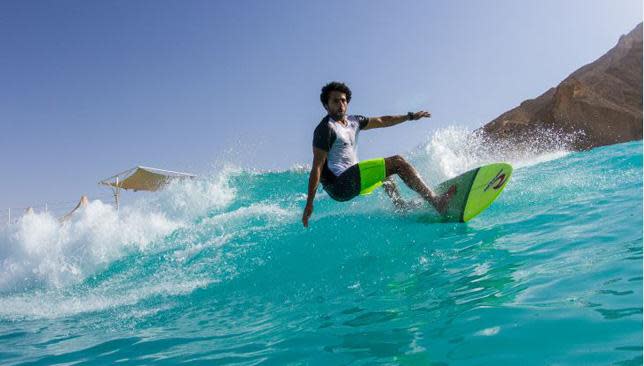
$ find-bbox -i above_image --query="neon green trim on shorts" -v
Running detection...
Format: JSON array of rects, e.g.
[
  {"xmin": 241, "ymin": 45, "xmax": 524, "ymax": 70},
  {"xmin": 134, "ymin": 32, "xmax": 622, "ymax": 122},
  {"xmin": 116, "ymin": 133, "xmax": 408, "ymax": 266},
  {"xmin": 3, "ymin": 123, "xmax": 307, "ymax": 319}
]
[{"xmin": 358, "ymin": 158, "xmax": 386, "ymax": 195}]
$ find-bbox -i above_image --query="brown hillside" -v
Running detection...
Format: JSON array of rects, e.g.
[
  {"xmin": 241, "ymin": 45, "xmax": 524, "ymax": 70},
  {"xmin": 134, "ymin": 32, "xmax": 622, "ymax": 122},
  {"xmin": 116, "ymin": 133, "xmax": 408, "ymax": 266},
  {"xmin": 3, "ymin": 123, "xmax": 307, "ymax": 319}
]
[{"xmin": 480, "ymin": 23, "xmax": 643, "ymax": 149}]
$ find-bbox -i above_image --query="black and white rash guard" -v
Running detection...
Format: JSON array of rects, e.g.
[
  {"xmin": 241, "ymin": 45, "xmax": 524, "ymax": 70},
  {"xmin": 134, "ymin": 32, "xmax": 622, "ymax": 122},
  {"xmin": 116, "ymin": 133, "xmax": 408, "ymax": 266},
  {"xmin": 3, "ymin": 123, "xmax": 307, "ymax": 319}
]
[{"xmin": 312, "ymin": 115, "xmax": 369, "ymax": 187}]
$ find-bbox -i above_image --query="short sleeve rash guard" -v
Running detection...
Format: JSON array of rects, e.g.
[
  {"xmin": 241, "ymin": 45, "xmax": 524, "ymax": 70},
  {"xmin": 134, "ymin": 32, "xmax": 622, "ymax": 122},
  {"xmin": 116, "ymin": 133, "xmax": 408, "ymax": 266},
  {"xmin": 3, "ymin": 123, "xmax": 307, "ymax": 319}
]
[{"xmin": 312, "ymin": 115, "xmax": 368, "ymax": 185}]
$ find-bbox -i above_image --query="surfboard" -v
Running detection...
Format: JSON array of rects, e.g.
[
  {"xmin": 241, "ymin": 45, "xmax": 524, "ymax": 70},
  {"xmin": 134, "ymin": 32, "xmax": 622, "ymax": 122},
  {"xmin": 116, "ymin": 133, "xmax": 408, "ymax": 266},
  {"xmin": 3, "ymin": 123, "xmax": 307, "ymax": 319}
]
[{"xmin": 435, "ymin": 162, "xmax": 512, "ymax": 222}]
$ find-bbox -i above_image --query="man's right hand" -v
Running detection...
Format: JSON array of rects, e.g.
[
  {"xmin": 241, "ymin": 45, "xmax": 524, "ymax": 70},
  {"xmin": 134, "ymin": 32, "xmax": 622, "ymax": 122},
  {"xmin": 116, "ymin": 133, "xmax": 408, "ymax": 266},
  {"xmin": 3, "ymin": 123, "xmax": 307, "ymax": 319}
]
[
  {"xmin": 408, "ymin": 110, "xmax": 431, "ymax": 120},
  {"xmin": 302, "ymin": 202, "xmax": 313, "ymax": 227}
]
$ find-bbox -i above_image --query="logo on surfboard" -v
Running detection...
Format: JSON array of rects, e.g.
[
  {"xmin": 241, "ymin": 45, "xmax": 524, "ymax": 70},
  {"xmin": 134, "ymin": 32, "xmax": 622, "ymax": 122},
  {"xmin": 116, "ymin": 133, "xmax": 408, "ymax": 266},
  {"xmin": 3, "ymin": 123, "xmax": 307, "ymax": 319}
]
[{"xmin": 484, "ymin": 169, "xmax": 507, "ymax": 192}]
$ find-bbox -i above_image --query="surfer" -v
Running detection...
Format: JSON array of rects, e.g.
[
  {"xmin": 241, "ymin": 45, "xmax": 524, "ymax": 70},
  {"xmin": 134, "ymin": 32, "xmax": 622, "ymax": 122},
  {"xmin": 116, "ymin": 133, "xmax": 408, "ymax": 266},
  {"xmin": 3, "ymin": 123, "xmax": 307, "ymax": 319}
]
[{"xmin": 302, "ymin": 81, "xmax": 456, "ymax": 227}]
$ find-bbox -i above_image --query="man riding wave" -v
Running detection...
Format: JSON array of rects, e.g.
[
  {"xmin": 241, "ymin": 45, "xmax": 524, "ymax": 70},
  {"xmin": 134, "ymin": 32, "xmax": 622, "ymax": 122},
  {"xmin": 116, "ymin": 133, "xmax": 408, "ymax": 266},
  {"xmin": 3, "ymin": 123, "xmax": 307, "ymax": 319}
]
[{"xmin": 302, "ymin": 81, "xmax": 456, "ymax": 227}]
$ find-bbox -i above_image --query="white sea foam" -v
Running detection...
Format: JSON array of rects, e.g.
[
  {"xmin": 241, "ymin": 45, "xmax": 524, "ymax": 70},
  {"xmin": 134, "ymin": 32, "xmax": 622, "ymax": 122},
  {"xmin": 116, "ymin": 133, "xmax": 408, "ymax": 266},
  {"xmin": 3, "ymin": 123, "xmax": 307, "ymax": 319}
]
[
  {"xmin": 288, "ymin": 163, "xmax": 311, "ymax": 173},
  {"xmin": 475, "ymin": 326, "xmax": 501, "ymax": 336},
  {"xmin": 0, "ymin": 202, "xmax": 294, "ymax": 319},
  {"xmin": 0, "ymin": 170, "xmax": 236, "ymax": 293},
  {"xmin": 0, "ymin": 277, "xmax": 211, "ymax": 320},
  {"xmin": 408, "ymin": 126, "xmax": 574, "ymax": 184}
]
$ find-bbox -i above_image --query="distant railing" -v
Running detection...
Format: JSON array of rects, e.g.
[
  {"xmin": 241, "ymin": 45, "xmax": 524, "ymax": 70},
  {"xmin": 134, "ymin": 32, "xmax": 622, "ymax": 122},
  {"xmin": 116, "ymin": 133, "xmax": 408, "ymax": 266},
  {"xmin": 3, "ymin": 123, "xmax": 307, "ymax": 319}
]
[{"xmin": 0, "ymin": 194, "xmax": 115, "ymax": 227}]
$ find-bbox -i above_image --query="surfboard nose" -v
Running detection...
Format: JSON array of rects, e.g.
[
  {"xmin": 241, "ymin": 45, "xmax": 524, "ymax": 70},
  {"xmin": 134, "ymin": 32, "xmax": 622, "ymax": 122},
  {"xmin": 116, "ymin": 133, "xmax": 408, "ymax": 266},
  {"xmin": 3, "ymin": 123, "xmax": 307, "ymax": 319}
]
[
  {"xmin": 435, "ymin": 163, "xmax": 513, "ymax": 222},
  {"xmin": 463, "ymin": 163, "xmax": 512, "ymax": 222}
]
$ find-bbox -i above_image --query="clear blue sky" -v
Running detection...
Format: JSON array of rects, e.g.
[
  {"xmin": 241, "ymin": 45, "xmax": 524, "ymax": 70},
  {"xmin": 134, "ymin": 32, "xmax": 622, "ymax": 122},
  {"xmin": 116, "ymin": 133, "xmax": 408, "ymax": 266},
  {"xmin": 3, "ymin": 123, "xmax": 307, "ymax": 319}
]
[{"xmin": 1, "ymin": 0, "xmax": 641, "ymax": 209}]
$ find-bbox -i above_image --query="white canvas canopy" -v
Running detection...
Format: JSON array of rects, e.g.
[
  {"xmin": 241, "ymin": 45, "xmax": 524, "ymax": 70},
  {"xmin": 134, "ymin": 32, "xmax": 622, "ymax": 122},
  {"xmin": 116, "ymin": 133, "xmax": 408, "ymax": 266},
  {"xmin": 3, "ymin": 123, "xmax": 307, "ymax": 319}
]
[{"xmin": 99, "ymin": 166, "xmax": 196, "ymax": 209}]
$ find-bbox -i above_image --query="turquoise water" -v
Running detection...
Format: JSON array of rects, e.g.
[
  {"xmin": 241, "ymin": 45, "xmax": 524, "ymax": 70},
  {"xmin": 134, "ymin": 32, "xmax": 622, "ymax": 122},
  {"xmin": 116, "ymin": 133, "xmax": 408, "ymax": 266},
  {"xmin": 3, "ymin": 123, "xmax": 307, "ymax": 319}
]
[{"xmin": 0, "ymin": 132, "xmax": 641, "ymax": 365}]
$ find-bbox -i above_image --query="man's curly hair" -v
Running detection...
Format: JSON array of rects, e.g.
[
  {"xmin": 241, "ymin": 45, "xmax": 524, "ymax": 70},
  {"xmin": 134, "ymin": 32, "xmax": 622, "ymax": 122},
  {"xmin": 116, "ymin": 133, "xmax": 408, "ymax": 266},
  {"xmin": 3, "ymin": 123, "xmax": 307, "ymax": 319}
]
[{"xmin": 320, "ymin": 81, "xmax": 352, "ymax": 107}]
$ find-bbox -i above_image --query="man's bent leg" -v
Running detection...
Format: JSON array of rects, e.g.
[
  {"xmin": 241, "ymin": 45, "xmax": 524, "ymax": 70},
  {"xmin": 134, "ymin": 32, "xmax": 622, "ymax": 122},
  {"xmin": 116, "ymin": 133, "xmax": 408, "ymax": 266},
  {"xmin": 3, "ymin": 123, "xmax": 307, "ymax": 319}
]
[{"xmin": 384, "ymin": 155, "xmax": 456, "ymax": 213}]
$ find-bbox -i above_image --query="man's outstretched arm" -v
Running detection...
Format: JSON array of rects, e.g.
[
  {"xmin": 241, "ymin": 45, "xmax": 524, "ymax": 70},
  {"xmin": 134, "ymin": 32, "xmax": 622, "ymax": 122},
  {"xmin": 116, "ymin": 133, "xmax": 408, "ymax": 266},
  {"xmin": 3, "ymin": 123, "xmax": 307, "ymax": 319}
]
[
  {"xmin": 362, "ymin": 111, "xmax": 431, "ymax": 130},
  {"xmin": 302, "ymin": 147, "xmax": 328, "ymax": 227}
]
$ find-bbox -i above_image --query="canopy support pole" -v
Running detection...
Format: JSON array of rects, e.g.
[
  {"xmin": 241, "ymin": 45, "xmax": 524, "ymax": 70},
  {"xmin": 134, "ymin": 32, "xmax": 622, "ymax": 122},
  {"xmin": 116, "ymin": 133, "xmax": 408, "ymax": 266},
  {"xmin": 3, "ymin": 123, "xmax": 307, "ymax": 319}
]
[{"xmin": 114, "ymin": 177, "xmax": 120, "ymax": 211}]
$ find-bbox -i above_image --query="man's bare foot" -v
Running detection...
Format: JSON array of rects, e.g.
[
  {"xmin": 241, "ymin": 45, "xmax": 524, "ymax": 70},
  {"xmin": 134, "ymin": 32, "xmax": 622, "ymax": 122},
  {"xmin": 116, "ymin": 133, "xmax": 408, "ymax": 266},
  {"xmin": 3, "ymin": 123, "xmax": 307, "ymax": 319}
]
[{"xmin": 435, "ymin": 185, "xmax": 457, "ymax": 214}]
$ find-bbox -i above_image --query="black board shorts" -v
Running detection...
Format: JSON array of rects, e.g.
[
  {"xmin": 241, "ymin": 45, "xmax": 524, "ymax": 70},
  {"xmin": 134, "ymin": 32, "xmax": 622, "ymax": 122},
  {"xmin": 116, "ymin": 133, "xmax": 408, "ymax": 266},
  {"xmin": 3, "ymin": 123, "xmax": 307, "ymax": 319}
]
[
  {"xmin": 323, "ymin": 164, "xmax": 361, "ymax": 202},
  {"xmin": 322, "ymin": 158, "xmax": 386, "ymax": 202}
]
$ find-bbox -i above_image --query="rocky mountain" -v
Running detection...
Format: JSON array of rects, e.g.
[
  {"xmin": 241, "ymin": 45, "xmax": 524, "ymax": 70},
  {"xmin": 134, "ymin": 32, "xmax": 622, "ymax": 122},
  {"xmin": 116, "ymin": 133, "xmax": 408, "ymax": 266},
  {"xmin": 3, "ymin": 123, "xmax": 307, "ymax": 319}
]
[{"xmin": 480, "ymin": 23, "xmax": 642, "ymax": 150}]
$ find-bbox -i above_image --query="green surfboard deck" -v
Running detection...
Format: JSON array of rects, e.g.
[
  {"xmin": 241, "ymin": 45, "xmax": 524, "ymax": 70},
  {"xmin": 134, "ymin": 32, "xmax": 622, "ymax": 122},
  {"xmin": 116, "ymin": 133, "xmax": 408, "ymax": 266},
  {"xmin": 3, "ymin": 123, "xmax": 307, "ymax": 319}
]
[{"xmin": 435, "ymin": 163, "xmax": 512, "ymax": 222}]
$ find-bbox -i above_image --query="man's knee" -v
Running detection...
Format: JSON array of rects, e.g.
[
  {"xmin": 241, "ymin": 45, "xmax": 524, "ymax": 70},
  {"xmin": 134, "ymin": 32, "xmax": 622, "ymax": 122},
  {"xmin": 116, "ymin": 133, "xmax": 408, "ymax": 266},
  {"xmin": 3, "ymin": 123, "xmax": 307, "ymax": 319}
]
[{"xmin": 385, "ymin": 155, "xmax": 408, "ymax": 175}]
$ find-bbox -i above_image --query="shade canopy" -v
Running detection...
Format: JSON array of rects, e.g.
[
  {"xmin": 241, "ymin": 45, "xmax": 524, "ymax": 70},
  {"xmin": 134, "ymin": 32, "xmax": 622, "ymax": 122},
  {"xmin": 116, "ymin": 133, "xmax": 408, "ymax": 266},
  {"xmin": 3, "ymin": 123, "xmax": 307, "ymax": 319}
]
[{"xmin": 99, "ymin": 166, "xmax": 196, "ymax": 192}]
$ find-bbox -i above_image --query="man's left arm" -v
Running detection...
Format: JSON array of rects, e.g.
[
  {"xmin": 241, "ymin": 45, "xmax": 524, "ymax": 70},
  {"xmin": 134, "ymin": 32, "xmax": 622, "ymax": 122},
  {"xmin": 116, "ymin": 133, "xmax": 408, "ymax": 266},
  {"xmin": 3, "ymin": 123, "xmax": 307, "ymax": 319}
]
[{"xmin": 361, "ymin": 111, "xmax": 431, "ymax": 130}]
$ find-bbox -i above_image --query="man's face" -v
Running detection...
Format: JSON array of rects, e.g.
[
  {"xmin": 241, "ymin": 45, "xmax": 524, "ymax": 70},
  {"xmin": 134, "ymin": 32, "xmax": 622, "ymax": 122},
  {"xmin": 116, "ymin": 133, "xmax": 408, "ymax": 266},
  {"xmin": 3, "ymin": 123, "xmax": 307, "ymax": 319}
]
[{"xmin": 324, "ymin": 90, "xmax": 348, "ymax": 118}]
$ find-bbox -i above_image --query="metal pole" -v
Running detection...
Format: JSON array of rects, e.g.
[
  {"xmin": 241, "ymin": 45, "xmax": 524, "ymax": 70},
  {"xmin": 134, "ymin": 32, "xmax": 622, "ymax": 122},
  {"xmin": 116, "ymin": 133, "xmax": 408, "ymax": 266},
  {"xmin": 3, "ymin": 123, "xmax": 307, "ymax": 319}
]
[{"xmin": 115, "ymin": 177, "xmax": 120, "ymax": 211}]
